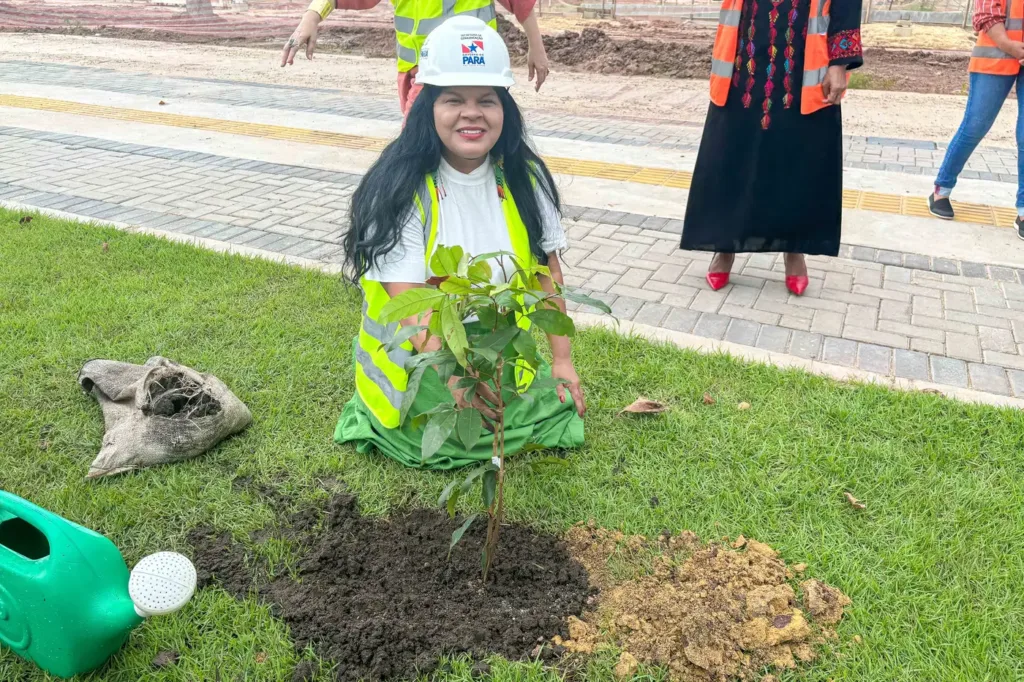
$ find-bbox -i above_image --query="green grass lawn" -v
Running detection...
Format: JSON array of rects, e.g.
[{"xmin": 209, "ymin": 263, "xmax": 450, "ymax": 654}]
[{"xmin": 2, "ymin": 208, "xmax": 1024, "ymax": 681}]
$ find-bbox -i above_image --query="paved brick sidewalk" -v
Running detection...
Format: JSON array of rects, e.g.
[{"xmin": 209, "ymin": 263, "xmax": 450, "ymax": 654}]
[
  {"xmin": 4, "ymin": 124, "xmax": 1024, "ymax": 398},
  {"xmin": 2, "ymin": 60, "xmax": 1018, "ymax": 184}
]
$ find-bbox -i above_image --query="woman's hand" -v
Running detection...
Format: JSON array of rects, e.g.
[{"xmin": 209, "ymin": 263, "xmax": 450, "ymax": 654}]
[
  {"xmin": 527, "ymin": 46, "xmax": 550, "ymax": 92},
  {"xmin": 448, "ymin": 374, "xmax": 500, "ymax": 421},
  {"xmin": 281, "ymin": 10, "xmax": 322, "ymax": 66},
  {"xmin": 552, "ymin": 358, "xmax": 585, "ymax": 417},
  {"xmin": 521, "ymin": 12, "xmax": 550, "ymax": 91},
  {"xmin": 821, "ymin": 65, "xmax": 848, "ymax": 106}
]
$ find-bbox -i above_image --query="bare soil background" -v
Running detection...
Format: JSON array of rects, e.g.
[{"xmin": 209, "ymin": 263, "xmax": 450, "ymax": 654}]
[{"xmin": 1, "ymin": 32, "xmax": 1009, "ymax": 143}]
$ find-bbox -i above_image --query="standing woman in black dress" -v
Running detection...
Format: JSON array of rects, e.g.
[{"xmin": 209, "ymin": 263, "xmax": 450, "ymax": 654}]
[{"xmin": 681, "ymin": 0, "xmax": 863, "ymax": 295}]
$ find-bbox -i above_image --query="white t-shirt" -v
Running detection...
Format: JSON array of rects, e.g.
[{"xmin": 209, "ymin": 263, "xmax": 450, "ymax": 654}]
[{"xmin": 365, "ymin": 157, "xmax": 567, "ymax": 284}]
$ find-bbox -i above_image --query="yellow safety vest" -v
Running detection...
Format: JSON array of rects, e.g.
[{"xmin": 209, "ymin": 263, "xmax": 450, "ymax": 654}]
[
  {"xmin": 393, "ymin": 0, "xmax": 498, "ymax": 72},
  {"xmin": 356, "ymin": 167, "xmax": 538, "ymax": 428}
]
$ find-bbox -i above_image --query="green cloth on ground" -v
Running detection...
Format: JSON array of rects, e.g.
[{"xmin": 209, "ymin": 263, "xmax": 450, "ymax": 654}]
[{"xmin": 335, "ymin": 338, "xmax": 585, "ymax": 470}]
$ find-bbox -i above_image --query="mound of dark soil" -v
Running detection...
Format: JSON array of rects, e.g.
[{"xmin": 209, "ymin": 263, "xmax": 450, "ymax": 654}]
[
  {"xmin": 191, "ymin": 494, "xmax": 592, "ymax": 681},
  {"xmin": 497, "ymin": 15, "xmax": 711, "ymax": 78}
]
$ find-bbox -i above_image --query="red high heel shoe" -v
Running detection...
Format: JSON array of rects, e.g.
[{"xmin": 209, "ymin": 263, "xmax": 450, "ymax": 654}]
[
  {"xmin": 786, "ymin": 276, "xmax": 809, "ymax": 296},
  {"xmin": 706, "ymin": 272, "xmax": 730, "ymax": 291}
]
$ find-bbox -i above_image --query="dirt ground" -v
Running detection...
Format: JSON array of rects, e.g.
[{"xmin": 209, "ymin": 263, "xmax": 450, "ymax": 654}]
[
  {"xmin": 192, "ymin": 493, "xmax": 593, "ymax": 682},
  {"xmin": 2, "ymin": 32, "xmax": 1013, "ymax": 144},
  {"xmin": 3, "ymin": 14, "xmax": 971, "ymax": 95},
  {"xmin": 560, "ymin": 526, "xmax": 851, "ymax": 682},
  {"xmin": 862, "ymin": 23, "xmax": 977, "ymax": 52},
  {"xmin": 191, "ymin": 488, "xmax": 850, "ymax": 682}
]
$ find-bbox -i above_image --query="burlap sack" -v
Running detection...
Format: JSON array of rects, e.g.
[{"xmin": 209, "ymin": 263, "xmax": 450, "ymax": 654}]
[{"xmin": 79, "ymin": 357, "xmax": 252, "ymax": 479}]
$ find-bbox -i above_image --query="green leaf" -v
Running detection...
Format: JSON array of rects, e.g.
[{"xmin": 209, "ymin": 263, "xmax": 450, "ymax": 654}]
[
  {"xmin": 436, "ymin": 357, "xmax": 458, "ymax": 385},
  {"xmin": 452, "ymin": 376, "xmax": 479, "ymax": 390},
  {"xmin": 527, "ymin": 374, "xmax": 566, "ymax": 392},
  {"xmin": 405, "ymin": 349, "xmax": 453, "ymax": 370},
  {"xmin": 379, "ymin": 288, "xmax": 446, "ymax": 325},
  {"xmin": 482, "ymin": 469, "xmax": 497, "ymax": 507},
  {"xmin": 430, "ymin": 244, "xmax": 465, "ymax": 277},
  {"xmin": 428, "ymin": 308, "xmax": 444, "ymax": 340},
  {"xmin": 422, "ymin": 409, "xmax": 457, "ymax": 462},
  {"xmin": 384, "ymin": 324, "xmax": 426, "ymax": 352},
  {"xmin": 457, "ymin": 250, "xmax": 470, "ymax": 278},
  {"xmin": 479, "ymin": 325, "xmax": 520, "ymax": 353},
  {"xmin": 439, "ymin": 480, "xmax": 461, "ymax": 519},
  {"xmin": 494, "ymin": 289, "xmax": 523, "ymax": 312},
  {"xmin": 461, "ymin": 462, "xmax": 496, "ymax": 495},
  {"xmin": 560, "ymin": 288, "xmax": 614, "ymax": 314},
  {"xmin": 441, "ymin": 302, "xmax": 468, "ymax": 365},
  {"xmin": 449, "ymin": 513, "xmax": 478, "ymax": 555},
  {"xmin": 470, "ymin": 250, "xmax": 512, "ymax": 264},
  {"xmin": 529, "ymin": 456, "xmax": 570, "ymax": 472},
  {"xmin": 512, "ymin": 330, "xmax": 540, "ymax": 368},
  {"xmin": 529, "ymin": 309, "xmax": 576, "ymax": 336},
  {"xmin": 476, "ymin": 305, "xmax": 499, "ymax": 330},
  {"xmin": 467, "ymin": 260, "xmax": 493, "ymax": 284},
  {"xmin": 439, "ymin": 276, "xmax": 472, "ymax": 295},
  {"xmin": 470, "ymin": 346, "xmax": 499, "ymax": 367},
  {"xmin": 457, "ymin": 407, "xmax": 483, "ymax": 453},
  {"xmin": 400, "ymin": 364, "xmax": 427, "ymax": 425}
]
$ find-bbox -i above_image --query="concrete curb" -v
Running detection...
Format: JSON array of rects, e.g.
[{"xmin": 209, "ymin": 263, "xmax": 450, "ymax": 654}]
[
  {"xmin": 572, "ymin": 312, "xmax": 1024, "ymax": 411},
  {"xmin": 7, "ymin": 200, "xmax": 1021, "ymax": 411},
  {"xmin": 1, "ymin": 199, "xmax": 343, "ymax": 275}
]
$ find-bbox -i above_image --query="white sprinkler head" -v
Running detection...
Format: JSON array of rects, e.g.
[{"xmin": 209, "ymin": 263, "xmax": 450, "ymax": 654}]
[{"xmin": 129, "ymin": 552, "xmax": 197, "ymax": 618}]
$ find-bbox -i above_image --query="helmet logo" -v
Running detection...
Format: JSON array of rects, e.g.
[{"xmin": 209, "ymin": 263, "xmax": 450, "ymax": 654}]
[{"xmin": 460, "ymin": 33, "xmax": 486, "ymax": 65}]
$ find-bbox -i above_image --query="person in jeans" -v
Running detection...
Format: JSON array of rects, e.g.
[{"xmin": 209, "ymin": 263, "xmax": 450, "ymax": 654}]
[{"xmin": 930, "ymin": 0, "xmax": 1024, "ymax": 238}]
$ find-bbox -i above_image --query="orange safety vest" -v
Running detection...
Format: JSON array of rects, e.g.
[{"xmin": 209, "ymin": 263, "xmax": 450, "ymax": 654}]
[
  {"xmin": 709, "ymin": 0, "xmax": 843, "ymax": 115},
  {"xmin": 970, "ymin": 0, "xmax": 1024, "ymax": 75}
]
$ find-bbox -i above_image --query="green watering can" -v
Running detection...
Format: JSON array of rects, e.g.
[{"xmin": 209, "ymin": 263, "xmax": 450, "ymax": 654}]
[{"xmin": 0, "ymin": 490, "xmax": 196, "ymax": 678}]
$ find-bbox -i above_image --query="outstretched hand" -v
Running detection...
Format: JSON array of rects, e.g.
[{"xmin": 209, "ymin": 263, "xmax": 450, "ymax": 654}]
[{"xmin": 281, "ymin": 11, "xmax": 322, "ymax": 67}]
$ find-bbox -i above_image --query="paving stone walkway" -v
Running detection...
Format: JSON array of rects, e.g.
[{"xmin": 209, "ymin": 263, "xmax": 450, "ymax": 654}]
[
  {"xmin": 4, "ymin": 122, "xmax": 1024, "ymax": 399},
  {"xmin": 2, "ymin": 60, "xmax": 1019, "ymax": 184}
]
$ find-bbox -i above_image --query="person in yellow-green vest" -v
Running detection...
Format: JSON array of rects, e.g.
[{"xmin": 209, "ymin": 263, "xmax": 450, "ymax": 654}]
[
  {"xmin": 280, "ymin": 0, "xmax": 550, "ymax": 116},
  {"xmin": 334, "ymin": 17, "xmax": 584, "ymax": 469}
]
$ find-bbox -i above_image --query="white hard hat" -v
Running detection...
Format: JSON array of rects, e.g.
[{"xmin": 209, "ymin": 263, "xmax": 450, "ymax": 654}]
[{"xmin": 415, "ymin": 16, "xmax": 515, "ymax": 88}]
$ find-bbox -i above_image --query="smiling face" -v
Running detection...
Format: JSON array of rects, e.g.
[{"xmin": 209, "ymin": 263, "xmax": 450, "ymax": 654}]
[{"xmin": 433, "ymin": 86, "xmax": 504, "ymax": 172}]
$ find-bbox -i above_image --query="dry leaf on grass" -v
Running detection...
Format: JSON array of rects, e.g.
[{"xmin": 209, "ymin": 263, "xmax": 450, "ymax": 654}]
[
  {"xmin": 101, "ymin": 242, "xmax": 109, "ymax": 253},
  {"xmin": 18, "ymin": 216, "xmax": 32, "ymax": 225},
  {"xmin": 702, "ymin": 392, "xmax": 716, "ymax": 405},
  {"xmin": 152, "ymin": 651, "xmax": 179, "ymax": 669},
  {"xmin": 255, "ymin": 652, "xmax": 268, "ymax": 664},
  {"xmin": 618, "ymin": 397, "xmax": 669, "ymax": 416},
  {"xmin": 844, "ymin": 492, "xmax": 866, "ymax": 510},
  {"xmin": 738, "ymin": 401, "xmax": 751, "ymax": 410}
]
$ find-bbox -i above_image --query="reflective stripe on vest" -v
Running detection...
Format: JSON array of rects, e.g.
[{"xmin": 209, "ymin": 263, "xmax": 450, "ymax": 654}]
[
  {"xmin": 393, "ymin": 0, "xmax": 497, "ymax": 71},
  {"xmin": 971, "ymin": 0, "xmax": 1024, "ymax": 75},
  {"xmin": 799, "ymin": 0, "xmax": 842, "ymax": 115},
  {"xmin": 709, "ymin": 0, "xmax": 743, "ymax": 107},
  {"xmin": 355, "ymin": 169, "xmax": 538, "ymax": 428}
]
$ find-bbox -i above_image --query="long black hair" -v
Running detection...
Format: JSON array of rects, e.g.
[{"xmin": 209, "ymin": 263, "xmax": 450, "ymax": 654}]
[{"xmin": 343, "ymin": 84, "xmax": 561, "ymax": 282}]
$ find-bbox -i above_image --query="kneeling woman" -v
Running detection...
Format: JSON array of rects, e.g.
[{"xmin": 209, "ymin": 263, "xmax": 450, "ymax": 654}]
[{"xmin": 335, "ymin": 16, "xmax": 585, "ymax": 469}]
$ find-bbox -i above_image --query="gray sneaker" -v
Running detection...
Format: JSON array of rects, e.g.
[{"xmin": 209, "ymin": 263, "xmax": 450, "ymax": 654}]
[{"xmin": 1017, "ymin": 215, "xmax": 1024, "ymax": 241}]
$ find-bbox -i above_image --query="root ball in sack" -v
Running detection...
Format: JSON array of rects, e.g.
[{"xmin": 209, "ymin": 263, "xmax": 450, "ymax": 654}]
[{"xmin": 79, "ymin": 357, "xmax": 252, "ymax": 479}]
